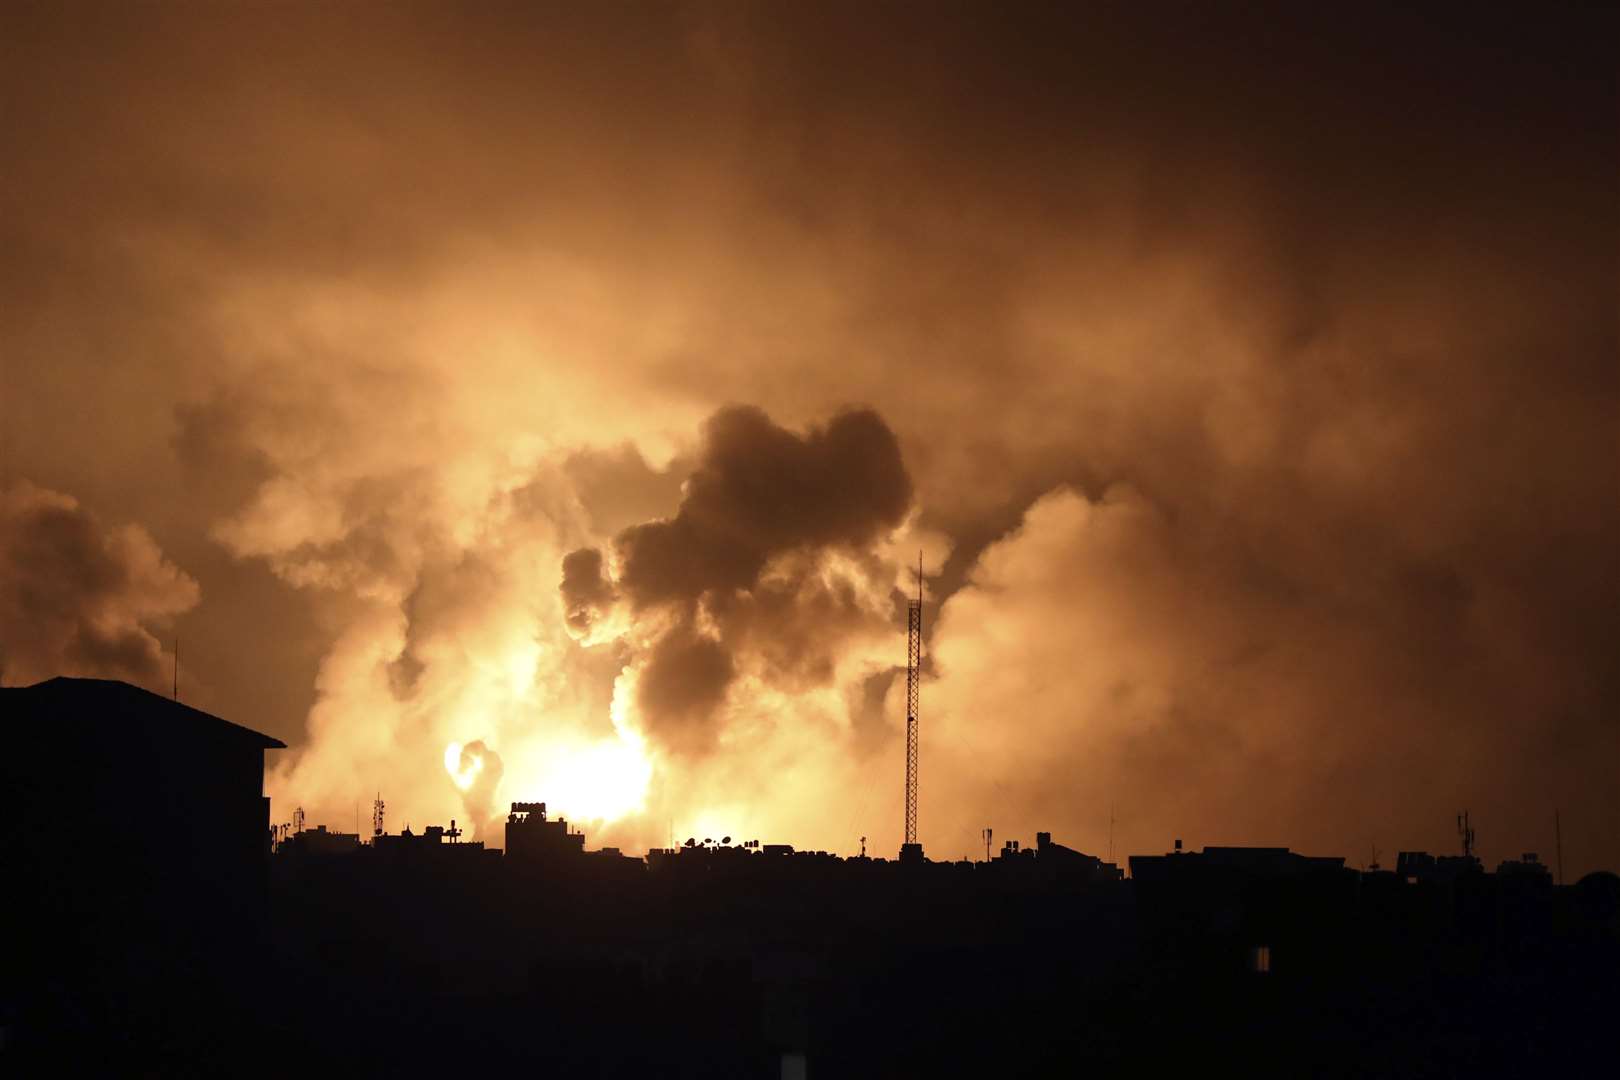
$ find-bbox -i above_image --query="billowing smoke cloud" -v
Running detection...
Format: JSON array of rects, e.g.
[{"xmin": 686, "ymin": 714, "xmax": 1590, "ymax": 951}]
[
  {"xmin": 2, "ymin": 6, "xmax": 1613, "ymax": 872},
  {"xmin": 565, "ymin": 406, "xmax": 913, "ymax": 754},
  {"xmin": 0, "ymin": 482, "xmax": 197, "ymax": 688},
  {"xmin": 614, "ymin": 406, "xmax": 910, "ymax": 607},
  {"xmin": 560, "ymin": 548, "xmax": 615, "ymax": 638},
  {"xmin": 445, "ymin": 739, "xmax": 505, "ymax": 837}
]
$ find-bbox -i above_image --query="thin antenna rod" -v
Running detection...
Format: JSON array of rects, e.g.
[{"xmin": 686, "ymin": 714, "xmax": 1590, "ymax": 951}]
[{"xmin": 173, "ymin": 637, "xmax": 179, "ymax": 701}]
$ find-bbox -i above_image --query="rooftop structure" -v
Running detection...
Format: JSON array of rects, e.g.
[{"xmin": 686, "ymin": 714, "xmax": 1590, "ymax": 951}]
[{"xmin": 505, "ymin": 801, "xmax": 586, "ymax": 862}]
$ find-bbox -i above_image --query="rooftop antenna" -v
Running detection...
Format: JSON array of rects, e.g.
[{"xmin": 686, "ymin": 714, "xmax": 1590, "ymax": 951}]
[
  {"xmin": 372, "ymin": 793, "xmax": 385, "ymax": 839},
  {"xmin": 293, "ymin": 806, "xmax": 305, "ymax": 835},
  {"xmin": 173, "ymin": 637, "xmax": 179, "ymax": 701},
  {"xmin": 1457, "ymin": 811, "xmax": 1476, "ymax": 861},
  {"xmin": 860, "ymin": 835, "xmax": 867, "ymax": 858},
  {"xmin": 982, "ymin": 827, "xmax": 993, "ymax": 863},
  {"xmin": 1108, "ymin": 803, "xmax": 1116, "ymax": 865},
  {"xmin": 900, "ymin": 550, "xmax": 924, "ymax": 861}
]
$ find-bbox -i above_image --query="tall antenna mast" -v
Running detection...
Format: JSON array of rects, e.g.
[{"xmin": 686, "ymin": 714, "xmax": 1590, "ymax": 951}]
[
  {"xmin": 900, "ymin": 551, "xmax": 924, "ymax": 862},
  {"xmin": 173, "ymin": 637, "xmax": 180, "ymax": 701}
]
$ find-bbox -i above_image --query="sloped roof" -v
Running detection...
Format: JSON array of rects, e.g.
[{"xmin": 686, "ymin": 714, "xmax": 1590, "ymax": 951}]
[{"xmin": 4, "ymin": 676, "xmax": 287, "ymax": 749}]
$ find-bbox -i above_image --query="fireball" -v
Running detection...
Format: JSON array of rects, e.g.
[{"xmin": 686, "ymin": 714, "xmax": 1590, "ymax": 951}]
[{"xmin": 443, "ymin": 741, "xmax": 486, "ymax": 791}]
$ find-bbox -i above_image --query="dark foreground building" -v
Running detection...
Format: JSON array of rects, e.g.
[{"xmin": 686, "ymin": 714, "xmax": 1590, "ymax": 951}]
[{"xmin": 2, "ymin": 677, "xmax": 284, "ymax": 1068}]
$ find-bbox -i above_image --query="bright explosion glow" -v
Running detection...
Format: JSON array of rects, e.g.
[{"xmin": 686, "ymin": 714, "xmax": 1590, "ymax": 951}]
[
  {"xmin": 443, "ymin": 741, "xmax": 485, "ymax": 791},
  {"xmin": 443, "ymin": 735, "xmax": 653, "ymax": 824},
  {"xmin": 536, "ymin": 737, "xmax": 654, "ymax": 823}
]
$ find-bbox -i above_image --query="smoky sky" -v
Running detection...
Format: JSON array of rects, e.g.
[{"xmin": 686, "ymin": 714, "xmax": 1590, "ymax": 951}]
[{"xmin": 1, "ymin": 4, "xmax": 1614, "ymax": 871}]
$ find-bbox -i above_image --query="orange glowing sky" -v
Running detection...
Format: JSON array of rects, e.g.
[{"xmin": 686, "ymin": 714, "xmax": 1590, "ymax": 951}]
[{"xmin": 1, "ymin": 4, "xmax": 1615, "ymax": 875}]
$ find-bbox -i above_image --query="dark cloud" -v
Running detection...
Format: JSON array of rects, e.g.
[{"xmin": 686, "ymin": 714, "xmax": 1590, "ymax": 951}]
[
  {"xmin": 617, "ymin": 406, "xmax": 911, "ymax": 608},
  {"xmin": 635, "ymin": 628, "xmax": 736, "ymax": 755},
  {"xmin": 565, "ymin": 406, "xmax": 914, "ymax": 754},
  {"xmin": 705, "ymin": 559, "xmax": 884, "ymax": 691},
  {"xmin": 559, "ymin": 548, "xmax": 614, "ymax": 638},
  {"xmin": 0, "ymin": 482, "xmax": 198, "ymax": 688}
]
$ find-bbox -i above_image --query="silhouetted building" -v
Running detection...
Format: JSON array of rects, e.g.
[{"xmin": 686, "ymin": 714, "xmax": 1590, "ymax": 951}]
[
  {"xmin": 1034, "ymin": 830, "xmax": 1124, "ymax": 880},
  {"xmin": 371, "ymin": 821, "xmax": 495, "ymax": 863},
  {"xmin": 1394, "ymin": 850, "xmax": 1483, "ymax": 883},
  {"xmin": 250, "ymin": 795, "xmax": 1615, "ymax": 1079},
  {"xmin": 277, "ymin": 823, "xmax": 362, "ymax": 856},
  {"xmin": 504, "ymin": 801, "xmax": 585, "ymax": 862},
  {"xmin": 1130, "ymin": 845, "xmax": 1348, "ymax": 881},
  {"xmin": 1495, "ymin": 852, "xmax": 1552, "ymax": 881},
  {"xmin": 3, "ymin": 677, "xmax": 284, "ymax": 1060},
  {"xmin": 1130, "ymin": 845, "xmax": 1355, "ymax": 977}
]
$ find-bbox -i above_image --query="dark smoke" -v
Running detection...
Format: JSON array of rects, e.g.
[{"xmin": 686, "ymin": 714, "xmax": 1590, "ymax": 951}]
[
  {"xmin": 0, "ymin": 482, "xmax": 198, "ymax": 688},
  {"xmin": 616, "ymin": 406, "xmax": 911, "ymax": 608},
  {"xmin": 636, "ymin": 627, "xmax": 737, "ymax": 754},
  {"xmin": 560, "ymin": 548, "xmax": 614, "ymax": 638},
  {"xmin": 563, "ymin": 405, "xmax": 913, "ymax": 753}
]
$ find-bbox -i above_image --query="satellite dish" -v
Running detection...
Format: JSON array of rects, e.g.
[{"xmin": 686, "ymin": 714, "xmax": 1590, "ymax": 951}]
[
  {"xmin": 722, "ymin": 836, "xmax": 731, "ymax": 845},
  {"xmin": 685, "ymin": 837, "xmax": 695, "ymax": 847},
  {"xmin": 703, "ymin": 838, "xmax": 712, "ymax": 845}
]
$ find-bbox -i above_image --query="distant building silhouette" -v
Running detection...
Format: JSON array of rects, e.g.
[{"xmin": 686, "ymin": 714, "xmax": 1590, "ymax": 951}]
[
  {"xmin": 276, "ymin": 822, "xmax": 362, "ymax": 856},
  {"xmin": 372, "ymin": 820, "xmax": 498, "ymax": 864},
  {"xmin": 1394, "ymin": 849, "xmax": 1483, "ymax": 883},
  {"xmin": 993, "ymin": 831, "xmax": 1124, "ymax": 882},
  {"xmin": 505, "ymin": 800, "xmax": 585, "ymax": 862},
  {"xmin": 1495, "ymin": 851, "xmax": 1553, "ymax": 881}
]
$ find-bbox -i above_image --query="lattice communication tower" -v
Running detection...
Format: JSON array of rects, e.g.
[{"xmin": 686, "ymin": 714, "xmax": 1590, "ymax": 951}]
[{"xmin": 901, "ymin": 553, "xmax": 923, "ymax": 860}]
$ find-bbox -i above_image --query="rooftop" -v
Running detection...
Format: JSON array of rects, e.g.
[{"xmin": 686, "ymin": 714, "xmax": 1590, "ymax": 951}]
[{"xmin": 4, "ymin": 676, "xmax": 287, "ymax": 750}]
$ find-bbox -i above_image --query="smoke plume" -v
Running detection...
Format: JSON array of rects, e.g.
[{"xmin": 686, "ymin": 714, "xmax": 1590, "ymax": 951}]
[
  {"xmin": 564, "ymin": 405, "xmax": 913, "ymax": 754},
  {"xmin": 2, "ymin": 4, "xmax": 1613, "ymax": 871},
  {"xmin": 0, "ymin": 482, "xmax": 197, "ymax": 689}
]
